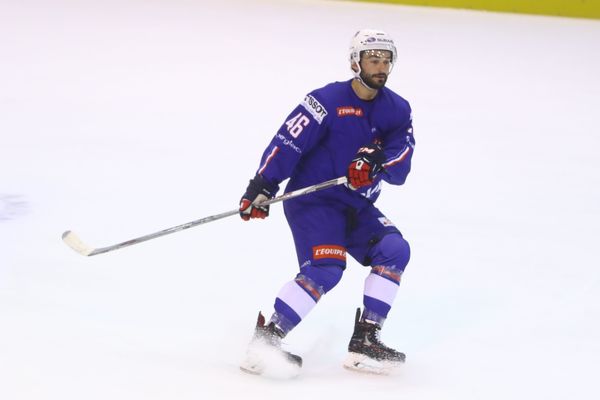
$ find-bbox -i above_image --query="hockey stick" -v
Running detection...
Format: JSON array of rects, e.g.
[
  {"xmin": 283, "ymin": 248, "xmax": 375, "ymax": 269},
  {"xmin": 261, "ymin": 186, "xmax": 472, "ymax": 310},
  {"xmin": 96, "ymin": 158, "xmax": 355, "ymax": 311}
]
[{"xmin": 62, "ymin": 176, "xmax": 347, "ymax": 257}]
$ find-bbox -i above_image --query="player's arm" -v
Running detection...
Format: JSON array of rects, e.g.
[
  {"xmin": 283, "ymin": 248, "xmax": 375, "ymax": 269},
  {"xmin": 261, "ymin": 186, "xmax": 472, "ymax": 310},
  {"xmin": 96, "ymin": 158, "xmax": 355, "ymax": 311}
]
[
  {"xmin": 346, "ymin": 113, "xmax": 414, "ymax": 190},
  {"xmin": 240, "ymin": 94, "xmax": 328, "ymax": 220},
  {"xmin": 379, "ymin": 117, "xmax": 415, "ymax": 186}
]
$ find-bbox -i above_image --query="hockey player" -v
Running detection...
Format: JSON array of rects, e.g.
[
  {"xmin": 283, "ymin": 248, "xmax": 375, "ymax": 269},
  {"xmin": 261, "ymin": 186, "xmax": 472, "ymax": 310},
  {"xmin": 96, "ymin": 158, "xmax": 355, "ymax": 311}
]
[{"xmin": 239, "ymin": 29, "xmax": 415, "ymax": 375}]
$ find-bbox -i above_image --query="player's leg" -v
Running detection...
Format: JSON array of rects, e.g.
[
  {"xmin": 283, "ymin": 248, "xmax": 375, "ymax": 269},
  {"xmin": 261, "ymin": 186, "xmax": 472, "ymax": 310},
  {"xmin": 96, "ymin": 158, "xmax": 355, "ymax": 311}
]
[
  {"xmin": 269, "ymin": 197, "xmax": 347, "ymax": 335},
  {"xmin": 271, "ymin": 264, "xmax": 344, "ymax": 334},
  {"xmin": 362, "ymin": 232, "xmax": 410, "ymax": 325},
  {"xmin": 344, "ymin": 207, "xmax": 410, "ymax": 372},
  {"xmin": 241, "ymin": 198, "xmax": 346, "ymax": 375}
]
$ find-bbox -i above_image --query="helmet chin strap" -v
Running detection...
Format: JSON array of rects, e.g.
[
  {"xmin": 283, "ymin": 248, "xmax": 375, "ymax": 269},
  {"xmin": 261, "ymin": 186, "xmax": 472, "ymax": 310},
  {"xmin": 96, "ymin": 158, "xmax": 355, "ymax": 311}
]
[
  {"xmin": 357, "ymin": 75, "xmax": 378, "ymax": 91},
  {"xmin": 352, "ymin": 62, "xmax": 376, "ymax": 91}
]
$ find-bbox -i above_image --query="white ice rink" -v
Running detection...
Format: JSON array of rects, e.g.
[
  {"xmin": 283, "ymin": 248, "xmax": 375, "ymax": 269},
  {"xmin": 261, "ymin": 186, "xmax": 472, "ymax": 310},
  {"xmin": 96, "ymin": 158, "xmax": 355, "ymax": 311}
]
[{"xmin": 1, "ymin": 0, "xmax": 599, "ymax": 399}]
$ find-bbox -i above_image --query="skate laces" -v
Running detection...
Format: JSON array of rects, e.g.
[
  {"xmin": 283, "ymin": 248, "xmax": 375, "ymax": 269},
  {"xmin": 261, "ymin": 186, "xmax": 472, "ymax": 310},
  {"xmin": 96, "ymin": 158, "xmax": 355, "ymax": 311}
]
[
  {"xmin": 366, "ymin": 323, "xmax": 384, "ymax": 345},
  {"xmin": 364, "ymin": 322, "xmax": 398, "ymax": 352},
  {"xmin": 254, "ymin": 322, "xmax": 285, "ymax": 348}
]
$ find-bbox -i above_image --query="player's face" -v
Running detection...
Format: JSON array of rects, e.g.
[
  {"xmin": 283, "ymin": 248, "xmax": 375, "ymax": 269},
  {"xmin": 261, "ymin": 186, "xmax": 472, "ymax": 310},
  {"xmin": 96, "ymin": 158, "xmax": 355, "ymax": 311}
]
[{"xmin": 359, "ymin": 50, "xmax": 392, "ymax": 90}]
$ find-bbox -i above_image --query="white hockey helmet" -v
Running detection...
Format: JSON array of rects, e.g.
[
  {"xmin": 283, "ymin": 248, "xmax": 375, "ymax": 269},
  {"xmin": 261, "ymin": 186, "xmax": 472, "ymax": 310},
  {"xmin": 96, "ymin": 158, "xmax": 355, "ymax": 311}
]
[{"xmin": 349, "ymin": 29, "xmax": 397, "ymax": 79}]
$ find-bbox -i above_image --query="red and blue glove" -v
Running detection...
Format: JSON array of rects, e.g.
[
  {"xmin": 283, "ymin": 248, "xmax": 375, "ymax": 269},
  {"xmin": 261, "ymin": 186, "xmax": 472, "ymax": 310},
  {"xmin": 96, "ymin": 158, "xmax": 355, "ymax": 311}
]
[
  {"xmin": 347, "ymin": 144, "xmax": 386, "ymax": 190},
  {"xmin": 239, "ymin": 174, "xmax": 279, "ymax": 221}
]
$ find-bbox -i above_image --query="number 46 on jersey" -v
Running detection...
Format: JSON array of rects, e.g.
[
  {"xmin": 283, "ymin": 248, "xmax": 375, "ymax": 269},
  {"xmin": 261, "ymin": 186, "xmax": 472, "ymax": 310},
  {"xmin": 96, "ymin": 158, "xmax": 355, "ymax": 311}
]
[{"xmin": 285, "ymin": 113, "xmax": 310, "ymax": 138}]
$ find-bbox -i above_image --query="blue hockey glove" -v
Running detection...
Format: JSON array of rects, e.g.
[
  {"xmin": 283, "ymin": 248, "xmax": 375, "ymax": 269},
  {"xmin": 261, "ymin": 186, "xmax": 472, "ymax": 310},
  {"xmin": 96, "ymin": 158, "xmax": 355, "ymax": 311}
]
[
  {"xmin": 239, "ymin": 174, "xmax": 279, "ymax": 221},
  {"xmin": 347, "ymin": 144, "xmax": 386, "ymax": 189}
]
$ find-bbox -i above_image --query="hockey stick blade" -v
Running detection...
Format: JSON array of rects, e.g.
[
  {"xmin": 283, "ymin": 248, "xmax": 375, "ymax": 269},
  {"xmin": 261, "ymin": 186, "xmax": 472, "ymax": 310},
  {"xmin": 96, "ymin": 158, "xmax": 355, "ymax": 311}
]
[
  {"xmin": 62, "ymin": 230, "xmax": 96, "ymax": 256},
  {"xmin": 62, "ymin": 176, "xmax": 347, "ymax": 257}
]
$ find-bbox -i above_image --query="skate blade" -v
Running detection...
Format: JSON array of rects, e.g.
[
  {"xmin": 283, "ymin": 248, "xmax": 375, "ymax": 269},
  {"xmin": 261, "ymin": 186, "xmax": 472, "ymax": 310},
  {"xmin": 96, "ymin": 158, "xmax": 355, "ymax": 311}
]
[
  {"xmin": 343, "ymin": 352, "xmax": 404, "ymax": 375},
  {"xmin": 240, "ymin": 348, "xmax": 266, "ymax": 375},
  {"xmin": 240, "ymin": 342, "xmax": 301, "ymax": 379},
  {"xmin": 240, "ymin": 365, "xmax": 262, "ymax": 375}
]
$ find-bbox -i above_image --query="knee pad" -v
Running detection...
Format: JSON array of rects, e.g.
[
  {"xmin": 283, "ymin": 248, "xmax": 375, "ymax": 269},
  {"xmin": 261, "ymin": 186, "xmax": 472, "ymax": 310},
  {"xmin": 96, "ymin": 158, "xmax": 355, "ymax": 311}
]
[
  {"xmin": 298, "ymin": 264, "xmax": 344, "ymax": 295},
  {"xmin": 368, "ymin": 233, "xmax": 410, "ymax": 274}
]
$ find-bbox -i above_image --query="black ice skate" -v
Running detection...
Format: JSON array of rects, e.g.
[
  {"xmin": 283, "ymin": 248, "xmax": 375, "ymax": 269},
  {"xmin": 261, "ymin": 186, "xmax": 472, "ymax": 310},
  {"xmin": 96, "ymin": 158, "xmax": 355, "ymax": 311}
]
[
  {"xmin": 343, "ymin": 307, "xmax": 406, "ymax": 374},
  {"xmin": 240, "ymin": 312, "xmax": 302, "ymax": 377}
]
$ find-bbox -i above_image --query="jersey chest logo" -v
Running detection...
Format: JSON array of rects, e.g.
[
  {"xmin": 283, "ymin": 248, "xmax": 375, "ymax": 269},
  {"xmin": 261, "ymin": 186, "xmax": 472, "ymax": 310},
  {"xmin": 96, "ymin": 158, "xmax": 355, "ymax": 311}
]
[{"xmin": 336, "ymin": 106, "xmax": 364, "ymax": 117}]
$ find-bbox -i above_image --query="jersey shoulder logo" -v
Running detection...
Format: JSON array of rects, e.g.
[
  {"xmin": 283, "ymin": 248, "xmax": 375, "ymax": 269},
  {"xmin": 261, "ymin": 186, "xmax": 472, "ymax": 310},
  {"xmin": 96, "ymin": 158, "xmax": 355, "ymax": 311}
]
[
  {"xmin": 378, "ymin": 216, "xmax": 395, "ymax": 227},
  {"xmin": 301, "ymin": 94, "xmax": 328, "ymax": 124}
]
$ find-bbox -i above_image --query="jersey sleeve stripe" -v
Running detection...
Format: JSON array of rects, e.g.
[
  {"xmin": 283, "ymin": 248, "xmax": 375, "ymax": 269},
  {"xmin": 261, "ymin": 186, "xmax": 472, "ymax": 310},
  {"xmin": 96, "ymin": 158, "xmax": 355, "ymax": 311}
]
[
  {"xmin": 383, "ymin": 146, "xmax": 411, "ymax": 168},
  {"xmin": 258, "ymin": 146, "xmax": 280, "ymax": 175}
]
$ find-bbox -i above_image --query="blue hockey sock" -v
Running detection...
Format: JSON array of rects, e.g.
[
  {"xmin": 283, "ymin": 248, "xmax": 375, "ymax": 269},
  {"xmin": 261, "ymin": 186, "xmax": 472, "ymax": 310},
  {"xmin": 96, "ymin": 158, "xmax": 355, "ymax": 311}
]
[
  {"xmin": 270, "ymin": 266, "xmax": 343, "ymax": 336},
  {"xmin": 362, "ymin": 234, "xmax": 409, "ymax": 326}
]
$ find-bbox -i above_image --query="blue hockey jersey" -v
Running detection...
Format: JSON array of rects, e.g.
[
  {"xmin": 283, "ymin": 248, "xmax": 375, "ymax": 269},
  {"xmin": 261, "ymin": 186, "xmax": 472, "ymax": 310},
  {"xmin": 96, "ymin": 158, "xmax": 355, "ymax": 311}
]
[{"xmin": 256, "ymin": 79, "xmax": 414, "ymax": 208}]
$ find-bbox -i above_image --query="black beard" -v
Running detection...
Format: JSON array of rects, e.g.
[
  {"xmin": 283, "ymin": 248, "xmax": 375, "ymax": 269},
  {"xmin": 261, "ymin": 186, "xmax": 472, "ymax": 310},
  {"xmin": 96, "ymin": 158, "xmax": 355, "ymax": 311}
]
[{"xmin": 360, "ymin": 71, "xmax": 387, "ymax": 90}]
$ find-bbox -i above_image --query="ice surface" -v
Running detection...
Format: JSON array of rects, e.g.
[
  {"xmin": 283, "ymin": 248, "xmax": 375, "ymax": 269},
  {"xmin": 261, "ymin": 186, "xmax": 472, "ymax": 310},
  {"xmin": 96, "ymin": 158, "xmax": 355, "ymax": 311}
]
[{"xmin": 1, "ymin": 0, "xmax": 599, "ymax": 399}]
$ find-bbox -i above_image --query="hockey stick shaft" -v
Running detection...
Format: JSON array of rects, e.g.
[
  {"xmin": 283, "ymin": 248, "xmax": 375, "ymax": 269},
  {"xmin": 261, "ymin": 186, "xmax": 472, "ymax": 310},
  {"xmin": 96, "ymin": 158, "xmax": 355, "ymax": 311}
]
[{"xmin": 62, "ymin": 176, "xmax": 347, "ymax": 257}]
